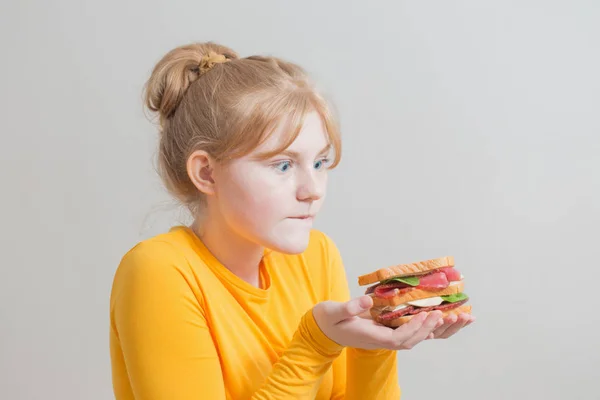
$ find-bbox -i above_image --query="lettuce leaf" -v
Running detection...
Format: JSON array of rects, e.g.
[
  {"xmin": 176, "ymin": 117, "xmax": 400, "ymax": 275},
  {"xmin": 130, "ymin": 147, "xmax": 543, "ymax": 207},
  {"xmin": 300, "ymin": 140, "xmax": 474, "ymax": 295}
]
[
  {"xmin": 381, "ymin": 276, "xmax": 420, "ymax": 286},
  {"xmin": 441, "ymin": 293, "xmax": 469, "ymax": 303}
]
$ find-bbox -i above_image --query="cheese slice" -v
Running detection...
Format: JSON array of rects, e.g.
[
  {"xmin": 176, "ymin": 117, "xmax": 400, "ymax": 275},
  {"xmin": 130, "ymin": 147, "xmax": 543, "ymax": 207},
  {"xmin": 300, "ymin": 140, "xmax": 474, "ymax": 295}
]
[
  {"xmin": 380, "ymin": 303, "xmax": 409, "ymax": 312},
  {"xmin": 406, "ymin": 296, "xmax": 443, "ymax": 307}
]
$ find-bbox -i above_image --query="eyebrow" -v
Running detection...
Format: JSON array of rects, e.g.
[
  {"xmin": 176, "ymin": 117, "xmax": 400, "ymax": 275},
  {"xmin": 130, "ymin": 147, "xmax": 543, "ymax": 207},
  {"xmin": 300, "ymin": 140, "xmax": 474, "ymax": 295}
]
[{"xmin": 277, "ymin": 144, "xmax": 332, "ymax": 158}]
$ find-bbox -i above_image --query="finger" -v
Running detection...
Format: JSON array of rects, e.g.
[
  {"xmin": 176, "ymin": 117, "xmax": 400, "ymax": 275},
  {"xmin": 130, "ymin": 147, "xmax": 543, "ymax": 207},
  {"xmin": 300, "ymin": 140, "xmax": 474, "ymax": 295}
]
[
  {"xmin": 463, "ymin": 314, "xmax": 475, "ymax": 328},
  {"xmin": 431, "ymin": 314, "xmax": 458, "ymax": 338},
  {"xmin": 437, "ymin": 313, "xmax": 470, "ymax": 339},
  {"xmin": 464, "ymin": 315, "xmax": 476, "ymax": 326},
  {"xmin": 397, "ymin": 311, "xmax": 443, "ymax": 349},
  {"xmin": 383, "ymin": 312, "xmax": 429, "ymax": 345},
  {"xmin": 327, "ymin": 295, "xmax": 373, "ymax": 323},
  {"xmin": 357, "ymin": 308, "xmax": 374, "ymax": 320}
]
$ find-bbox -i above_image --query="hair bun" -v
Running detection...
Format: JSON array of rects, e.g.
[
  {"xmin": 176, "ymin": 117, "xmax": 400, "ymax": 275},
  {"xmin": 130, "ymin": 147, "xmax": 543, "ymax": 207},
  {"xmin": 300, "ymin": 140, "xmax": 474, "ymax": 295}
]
[{"xmin": 144, "ymin": 42, "xmax": 238, "ymax": 126}]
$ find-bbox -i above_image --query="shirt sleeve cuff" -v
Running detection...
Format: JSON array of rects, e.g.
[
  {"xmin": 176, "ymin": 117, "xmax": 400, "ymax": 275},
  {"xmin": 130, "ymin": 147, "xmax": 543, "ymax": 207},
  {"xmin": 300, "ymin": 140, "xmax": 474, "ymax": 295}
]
[{"xmin": 298, "ymin": 308, "xmax": 345, "ymax": 358}]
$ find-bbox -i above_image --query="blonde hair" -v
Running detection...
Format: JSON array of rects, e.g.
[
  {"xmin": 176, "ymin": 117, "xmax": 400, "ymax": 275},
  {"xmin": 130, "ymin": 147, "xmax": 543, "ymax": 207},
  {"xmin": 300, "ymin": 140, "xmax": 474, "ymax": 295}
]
[{"xmin": 143, "ymin": 42, "xmax": 342, "ymax": 214}]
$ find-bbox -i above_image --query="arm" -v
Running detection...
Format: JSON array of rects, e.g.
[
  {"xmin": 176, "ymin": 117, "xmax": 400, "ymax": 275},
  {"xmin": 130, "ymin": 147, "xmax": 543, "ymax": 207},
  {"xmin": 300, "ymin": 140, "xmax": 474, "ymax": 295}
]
[
  {"xmin": 111, "ymin": 242, "xmax": 226, "ymax": 399},
  {"xmin": 324, "ymin": 234, "xmax": 402, "ymax": 400},
  {"xmin": 111, "ymin": 241, "xmax": 345, "ymax": 400}
]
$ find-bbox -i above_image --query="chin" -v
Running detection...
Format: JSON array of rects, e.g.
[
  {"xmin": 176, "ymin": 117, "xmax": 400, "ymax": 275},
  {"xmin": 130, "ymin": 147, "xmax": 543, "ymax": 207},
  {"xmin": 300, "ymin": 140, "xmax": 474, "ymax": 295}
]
[{"xmin": 264, "ymin": 229, "xmax": 312, "ymax": 255}]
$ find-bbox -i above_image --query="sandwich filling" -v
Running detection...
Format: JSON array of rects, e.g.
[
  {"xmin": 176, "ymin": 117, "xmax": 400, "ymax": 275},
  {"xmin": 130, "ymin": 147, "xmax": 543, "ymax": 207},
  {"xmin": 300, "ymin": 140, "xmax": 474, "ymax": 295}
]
[
  {"xmin": 365, "ymin": 266, "xmax": 463, "ymax": 299},
  {"xmin": 375, "ymin": 293, "xmax": 469, "ymax": 322}
]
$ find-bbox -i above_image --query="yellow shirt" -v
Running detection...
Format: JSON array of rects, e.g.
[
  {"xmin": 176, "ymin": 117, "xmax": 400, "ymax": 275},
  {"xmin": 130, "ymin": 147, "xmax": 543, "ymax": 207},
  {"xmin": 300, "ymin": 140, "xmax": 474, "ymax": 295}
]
[{"xmin": 109, "ymin": 226, "xmax": 401, "ymax": 399}]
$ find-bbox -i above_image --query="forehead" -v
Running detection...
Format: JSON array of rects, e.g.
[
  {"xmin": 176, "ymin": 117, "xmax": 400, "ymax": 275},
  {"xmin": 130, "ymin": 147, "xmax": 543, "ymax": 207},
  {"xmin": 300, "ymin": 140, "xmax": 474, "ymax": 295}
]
[{"xmin": 254, "ymin": 111, "xmax": 330, "ymax": 157}]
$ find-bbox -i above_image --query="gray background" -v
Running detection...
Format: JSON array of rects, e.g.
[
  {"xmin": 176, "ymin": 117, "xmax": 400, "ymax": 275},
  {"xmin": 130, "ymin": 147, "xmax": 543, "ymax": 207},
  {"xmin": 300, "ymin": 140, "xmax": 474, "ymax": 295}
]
[{"xmin": 1, "ymin": 0, "xmax": 598, "ymax": 399}]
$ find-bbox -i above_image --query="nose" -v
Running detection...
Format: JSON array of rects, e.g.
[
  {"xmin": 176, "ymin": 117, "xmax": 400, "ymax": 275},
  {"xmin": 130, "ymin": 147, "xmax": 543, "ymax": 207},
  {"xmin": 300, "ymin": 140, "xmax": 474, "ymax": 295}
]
[{"xmin": 296, "ymin": 168, "xmax": 325, "ymax": 202}]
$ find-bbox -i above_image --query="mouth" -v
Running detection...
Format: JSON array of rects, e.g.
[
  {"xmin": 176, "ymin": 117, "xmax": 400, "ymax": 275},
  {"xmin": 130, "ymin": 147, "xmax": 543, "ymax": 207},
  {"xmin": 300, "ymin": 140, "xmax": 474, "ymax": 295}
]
[{"xmin": 289, "ymin": 215, "xmax": 315, "ymax": 220}]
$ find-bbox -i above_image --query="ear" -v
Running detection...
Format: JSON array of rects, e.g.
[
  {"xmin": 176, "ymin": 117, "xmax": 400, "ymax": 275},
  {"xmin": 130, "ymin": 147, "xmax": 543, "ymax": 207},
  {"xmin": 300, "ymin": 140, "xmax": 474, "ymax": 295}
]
[{"xmin": 187, "ymin": 150, "xmax": 217, "ymax": 196}]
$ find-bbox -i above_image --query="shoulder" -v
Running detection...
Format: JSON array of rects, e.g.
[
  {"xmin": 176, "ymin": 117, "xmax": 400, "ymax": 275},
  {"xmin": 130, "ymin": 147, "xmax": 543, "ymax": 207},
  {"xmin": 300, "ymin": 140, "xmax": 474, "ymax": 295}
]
[
  {"xmin": 110, "ymin": 230, "xmax": 208, "ymax": 326},
  {"xmin": 302, "ymin": 229, "xmax": 350, "ymax": 301},
  {"xmin": 110, "ymin": 228, "xmax": 210, "ymax": 317},
  {"xmin": 112, "ymin": 228, "xmax": 197, "ymax": 293},
  {"xmin": 300, "ymin": 229, "xmax": 344, "ymax": 276},
  {"xmin": 304, "ymin": 229, "xmax": 342, "ymax": 263},
  {"xmin": 119, "ymin": 233, "xmax": 184, "ymax": 271}
]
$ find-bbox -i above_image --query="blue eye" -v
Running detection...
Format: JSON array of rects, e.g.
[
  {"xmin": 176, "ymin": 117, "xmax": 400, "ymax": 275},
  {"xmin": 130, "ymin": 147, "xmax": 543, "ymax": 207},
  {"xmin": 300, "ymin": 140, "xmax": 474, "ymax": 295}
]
[
  {"xmin": 314, "ymin": 158, "xmax": 330, "ymax": 170},
  {"xmin": 274, "ymin": 161, "xmax": 292, "ymax": 172}
]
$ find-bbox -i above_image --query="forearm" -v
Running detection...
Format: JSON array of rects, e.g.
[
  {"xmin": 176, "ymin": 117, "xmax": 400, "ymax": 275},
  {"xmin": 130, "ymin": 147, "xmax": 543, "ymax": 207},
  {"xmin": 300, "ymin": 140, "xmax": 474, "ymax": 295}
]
[
  {"xmin": 251, "ymin": 309, "xmax": 343, "ymax": 399},
  {"xmin": 344, "ymin": 348, "xmax": 401, "ymax": 400}
]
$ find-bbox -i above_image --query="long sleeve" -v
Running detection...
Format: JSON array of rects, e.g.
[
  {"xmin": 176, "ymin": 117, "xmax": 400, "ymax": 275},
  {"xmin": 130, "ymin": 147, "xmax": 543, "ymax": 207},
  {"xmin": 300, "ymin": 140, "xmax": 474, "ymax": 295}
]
[
  {"xmin": 324, "ymin": 234, "xmax": 402, "ymax": 400},
  {"xmin": 110, "ymin": 240, "xmax": 346, "ymax": 400},
  {"xmin": 110, "ymin": 242, "xmax": 226, "ymax": 399},
  {"xmin": 252, "ymin": 310, "xmax": 344, "ymax": 399}
]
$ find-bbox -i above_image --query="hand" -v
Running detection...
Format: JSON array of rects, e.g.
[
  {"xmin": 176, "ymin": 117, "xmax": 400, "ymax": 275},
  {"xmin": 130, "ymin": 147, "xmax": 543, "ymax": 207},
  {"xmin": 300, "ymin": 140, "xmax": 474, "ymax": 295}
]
[
  {"xmin": 313, "ymin": 295, "xmax": 444, "ymax": 351},
  {"xmin": 425, "ymin": 312, "xmax": 476, "ymax": 340}
]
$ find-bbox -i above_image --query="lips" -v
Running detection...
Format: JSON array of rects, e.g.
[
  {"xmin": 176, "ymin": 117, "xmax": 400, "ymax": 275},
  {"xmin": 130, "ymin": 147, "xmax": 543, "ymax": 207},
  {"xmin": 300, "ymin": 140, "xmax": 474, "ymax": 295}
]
[{"xmin": 289, "ymin": 215, "xmax": 314, "ymax": 220}]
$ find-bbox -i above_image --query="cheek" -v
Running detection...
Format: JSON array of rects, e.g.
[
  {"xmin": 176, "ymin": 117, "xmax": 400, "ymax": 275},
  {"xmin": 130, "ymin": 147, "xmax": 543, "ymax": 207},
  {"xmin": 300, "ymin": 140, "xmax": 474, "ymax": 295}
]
[
  {"xmin": 218, "ymin": 168, "xmax": 292, "ymax": 228},
  {"xmin": 319, "ymin": 173, "xmax": 328, "ymax": 195}
]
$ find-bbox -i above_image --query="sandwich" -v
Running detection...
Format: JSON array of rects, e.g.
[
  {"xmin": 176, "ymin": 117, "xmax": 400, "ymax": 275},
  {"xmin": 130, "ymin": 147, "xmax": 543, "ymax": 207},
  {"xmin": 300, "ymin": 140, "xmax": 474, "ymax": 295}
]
[{"xmin": 358, "ymin": 256, "xmax": 471, "ymax": 328}]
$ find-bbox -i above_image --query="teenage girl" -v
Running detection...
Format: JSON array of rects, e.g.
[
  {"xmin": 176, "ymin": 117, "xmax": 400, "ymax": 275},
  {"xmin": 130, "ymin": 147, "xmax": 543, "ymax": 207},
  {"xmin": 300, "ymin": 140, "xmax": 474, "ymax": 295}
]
[{"xmin": 109, "ymin": 42, "xmax": 474, "ymax": 399}]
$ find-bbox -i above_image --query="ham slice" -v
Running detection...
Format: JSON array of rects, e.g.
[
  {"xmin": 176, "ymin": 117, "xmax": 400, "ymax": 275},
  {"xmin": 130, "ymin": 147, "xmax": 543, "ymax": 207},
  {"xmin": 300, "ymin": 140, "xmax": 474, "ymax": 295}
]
[
  {"xmin": 438, "ymin": 266, "xmax": 461, "ymax": 281},
  {"xmin": 373, "ymin": 285, "xmax": 413, "ymax": 299},
  {"xmin": 417, "ymin": 271, "xmax": 449, "ymax": 290}
]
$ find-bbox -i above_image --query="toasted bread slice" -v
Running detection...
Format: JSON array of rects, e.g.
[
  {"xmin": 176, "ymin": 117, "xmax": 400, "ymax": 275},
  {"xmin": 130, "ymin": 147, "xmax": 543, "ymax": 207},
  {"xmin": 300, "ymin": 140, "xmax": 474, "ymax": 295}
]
[
  {"xmin": 358, "ymin": 256, "xmax": 455, "ymax": 286},
  {"xmin": 370, "ymin": 280, "xmax": 464, "ymax": 307},
  {"xmin": 375, "ymin": 304, "xmax": 472, "ymax": 328}
]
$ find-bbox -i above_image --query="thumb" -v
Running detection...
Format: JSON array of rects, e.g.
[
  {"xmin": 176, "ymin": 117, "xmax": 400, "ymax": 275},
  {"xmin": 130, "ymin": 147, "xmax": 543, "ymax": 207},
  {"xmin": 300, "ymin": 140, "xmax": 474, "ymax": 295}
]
[{"xmin": 329, "ymin": 295, "xmax": 373, "ymax": 323}]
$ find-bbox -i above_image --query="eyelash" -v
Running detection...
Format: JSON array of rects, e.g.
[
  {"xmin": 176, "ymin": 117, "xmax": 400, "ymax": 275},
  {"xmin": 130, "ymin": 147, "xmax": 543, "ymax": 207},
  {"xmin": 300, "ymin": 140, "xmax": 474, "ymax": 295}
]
[{"xmin": 272, "ymin": 158, "xmax": 330, "ymax": 173}]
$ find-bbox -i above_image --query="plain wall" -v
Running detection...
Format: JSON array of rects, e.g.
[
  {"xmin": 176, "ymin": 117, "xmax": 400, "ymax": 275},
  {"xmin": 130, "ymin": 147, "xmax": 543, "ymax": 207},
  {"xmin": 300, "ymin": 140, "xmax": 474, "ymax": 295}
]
[{"xmin": 1, "ymin": 0, "xmax": 598, "ymax": 399}]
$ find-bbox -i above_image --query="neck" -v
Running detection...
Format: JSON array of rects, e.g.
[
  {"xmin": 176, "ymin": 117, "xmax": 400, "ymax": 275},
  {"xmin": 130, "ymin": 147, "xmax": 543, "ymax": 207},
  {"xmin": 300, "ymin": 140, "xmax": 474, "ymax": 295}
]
[{"xmin": 190, "ymin": 213, "xmax": 265, "ymax": 288}]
